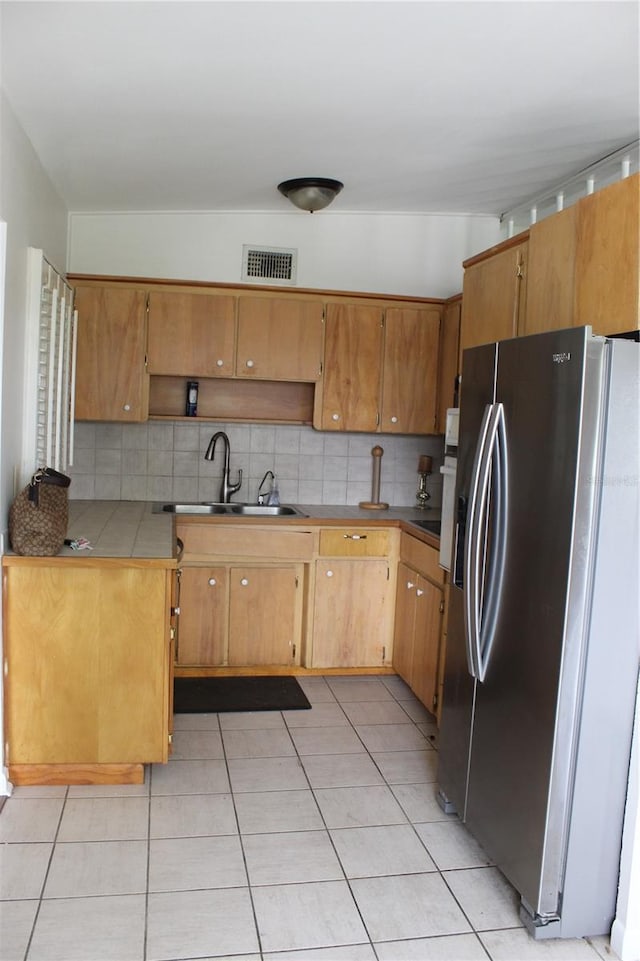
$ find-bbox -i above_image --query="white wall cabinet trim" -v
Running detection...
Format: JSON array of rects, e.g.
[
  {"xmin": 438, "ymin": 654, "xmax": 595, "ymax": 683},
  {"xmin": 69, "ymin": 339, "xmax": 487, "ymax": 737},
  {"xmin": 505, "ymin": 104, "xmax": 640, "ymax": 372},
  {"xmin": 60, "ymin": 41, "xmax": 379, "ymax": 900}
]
[{"xmin": 22, "ymin": 248, "xmax": 77, "ymax": 484}]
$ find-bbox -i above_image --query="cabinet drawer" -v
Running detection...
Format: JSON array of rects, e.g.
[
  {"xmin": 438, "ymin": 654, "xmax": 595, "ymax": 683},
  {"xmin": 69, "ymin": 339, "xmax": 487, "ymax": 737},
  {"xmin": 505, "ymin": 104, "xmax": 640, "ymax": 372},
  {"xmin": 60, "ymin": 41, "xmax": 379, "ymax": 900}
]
[
  {"xmin": 177, "ymin": 523, "xmax": 315, "ymax": 561},
  {"xmin": 319, "ymin": 528, "xmax": 390, "ymax": 557},
  {"xmin": 400, "ymin": 532, "xmax": 444, "ymax": 585}
]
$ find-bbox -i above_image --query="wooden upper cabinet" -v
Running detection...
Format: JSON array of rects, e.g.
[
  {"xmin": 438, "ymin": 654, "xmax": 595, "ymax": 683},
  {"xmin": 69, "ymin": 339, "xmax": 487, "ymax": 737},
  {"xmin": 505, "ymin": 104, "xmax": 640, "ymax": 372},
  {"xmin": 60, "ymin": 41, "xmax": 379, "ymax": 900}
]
[
  {"xmin": 437, "ymin": 297, "xmax": 461, "ymax": 432},
  {"xmin": 523, "ymin": 206, "xmax": 577, "ymax": 337},
  {"xmin": 147, "ymin": 290, "xmax": 236, "ymax": 377},
  {"xmin": 316, "ymin": 303, "xmax": 383, "ymax": 432},
  {"xmin": 574, "ymin": 174, "xmax": 639, "ymax": 336},
  {"xmin": 381, "ymin": 307, "xmax": 440, "ymax": 434},
  {"xmin": 74, "ymin": 285, "xmax": 149, "ymax": 422},
  {"xmin": 459, "ymin": 239, "xmax": 528, "ymax": 356},
  {"xmin": 523, "ymin": 174, "xmax": 639, "ymax": 338},
  {"xmin": 236, "ymin": 297, "xmax": 324, "ymax": 381}
]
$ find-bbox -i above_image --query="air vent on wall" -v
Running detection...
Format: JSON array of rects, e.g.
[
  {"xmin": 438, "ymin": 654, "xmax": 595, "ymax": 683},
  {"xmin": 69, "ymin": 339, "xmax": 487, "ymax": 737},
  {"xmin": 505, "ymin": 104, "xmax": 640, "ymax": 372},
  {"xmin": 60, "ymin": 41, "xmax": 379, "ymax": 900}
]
[{"xmin": 242, "ymin": 245, "xmax": 297, "ymax": 285}]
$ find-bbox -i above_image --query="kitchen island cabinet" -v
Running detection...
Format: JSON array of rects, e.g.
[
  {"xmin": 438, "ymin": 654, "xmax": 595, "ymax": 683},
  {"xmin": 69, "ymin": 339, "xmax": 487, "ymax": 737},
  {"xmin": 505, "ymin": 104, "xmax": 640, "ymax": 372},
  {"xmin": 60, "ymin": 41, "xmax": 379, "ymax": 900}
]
[
  {"xmin": 2, "ymin": 556, "xmax": 174, "ymax": 785},
  {"xmin": 392, "ymin": 533, "xmax": 445, "ymax": 715}
]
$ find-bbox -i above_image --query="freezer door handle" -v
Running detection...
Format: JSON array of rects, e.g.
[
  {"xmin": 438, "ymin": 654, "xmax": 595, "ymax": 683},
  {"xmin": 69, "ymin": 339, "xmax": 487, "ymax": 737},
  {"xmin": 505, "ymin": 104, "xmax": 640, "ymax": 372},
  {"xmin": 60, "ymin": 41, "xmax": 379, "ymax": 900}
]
[
  {"xmin": 464, "ymin": 402, "xmax": 509, "ymax": 681},
  {"xmin": 464, "ymin": 403, "xmax": 494, "ymax": 677}
]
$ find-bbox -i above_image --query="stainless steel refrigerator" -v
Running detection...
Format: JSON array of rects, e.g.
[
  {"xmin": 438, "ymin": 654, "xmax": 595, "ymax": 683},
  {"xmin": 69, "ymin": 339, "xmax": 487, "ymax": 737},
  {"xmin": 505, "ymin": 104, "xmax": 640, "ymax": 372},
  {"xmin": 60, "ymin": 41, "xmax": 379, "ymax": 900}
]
[{"xmin": 437, "ymin": 326, "xmax": 639, "ymax": 940}]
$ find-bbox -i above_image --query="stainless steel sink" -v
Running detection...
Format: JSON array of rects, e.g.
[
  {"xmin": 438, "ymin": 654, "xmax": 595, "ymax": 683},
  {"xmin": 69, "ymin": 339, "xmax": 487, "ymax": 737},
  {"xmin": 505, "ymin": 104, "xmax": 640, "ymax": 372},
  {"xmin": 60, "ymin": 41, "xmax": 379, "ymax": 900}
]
[
  {"xmin": 229, "ymin": 504, "xmax": 303, "ymax": 516},
  {"xmin": 157, "ymin": 503, "xmax": 228, "ymax": 514},
  {"xmin": 154, "ymin": 502, "xmax": 307, "ymax": 517}
]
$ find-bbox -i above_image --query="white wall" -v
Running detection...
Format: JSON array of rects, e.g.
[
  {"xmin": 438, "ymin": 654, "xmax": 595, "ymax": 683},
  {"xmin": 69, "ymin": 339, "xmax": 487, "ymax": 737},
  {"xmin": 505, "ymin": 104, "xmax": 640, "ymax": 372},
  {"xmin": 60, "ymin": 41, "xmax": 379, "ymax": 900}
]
[
  {"xmin": 68, "ymin": 209, "xmax": 500, "ymax": 297},
  {"xmin": 0, "ymin": 91, "xmax": 68, "ymax": 516},
  {"xmin": 0, "ymin": 90, "xmax": 69, "ymax": 796}
]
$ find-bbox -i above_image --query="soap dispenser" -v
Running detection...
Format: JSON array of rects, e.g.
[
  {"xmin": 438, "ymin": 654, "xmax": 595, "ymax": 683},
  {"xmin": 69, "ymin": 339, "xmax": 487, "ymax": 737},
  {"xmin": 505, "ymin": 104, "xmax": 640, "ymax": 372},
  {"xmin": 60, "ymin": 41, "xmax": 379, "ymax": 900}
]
[{"xmin": 267, "ymin": 475, "xmax": 280, "ymax": 506}]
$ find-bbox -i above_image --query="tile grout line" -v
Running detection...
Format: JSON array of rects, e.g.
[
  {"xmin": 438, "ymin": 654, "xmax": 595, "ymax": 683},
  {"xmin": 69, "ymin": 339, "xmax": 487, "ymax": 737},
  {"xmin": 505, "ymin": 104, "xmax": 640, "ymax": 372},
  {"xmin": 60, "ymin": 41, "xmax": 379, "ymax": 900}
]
[{"xmin": 22, "ymin": 784, "xmax": 69, "ymax": 961}]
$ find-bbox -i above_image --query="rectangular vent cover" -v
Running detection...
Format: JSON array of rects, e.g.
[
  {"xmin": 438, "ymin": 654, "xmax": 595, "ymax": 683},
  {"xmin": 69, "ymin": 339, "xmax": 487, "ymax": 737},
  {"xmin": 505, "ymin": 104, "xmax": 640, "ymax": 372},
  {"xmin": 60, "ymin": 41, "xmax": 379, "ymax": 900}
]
[{"xmin": 242, "ymin": 245, "xmax": 297, "ymax": 285}]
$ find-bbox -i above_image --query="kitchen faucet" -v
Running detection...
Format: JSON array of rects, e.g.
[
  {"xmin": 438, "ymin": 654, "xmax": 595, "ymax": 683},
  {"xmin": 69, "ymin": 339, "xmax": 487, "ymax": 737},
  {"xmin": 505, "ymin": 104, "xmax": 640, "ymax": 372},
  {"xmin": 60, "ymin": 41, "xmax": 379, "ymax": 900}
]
[
  {"xmin": 204, "ymin": 431, "xmax": 242, "ymax": 503},
  {"xmin": 257, "ymin": 470, "xmax": 275, "ymax": 505}
]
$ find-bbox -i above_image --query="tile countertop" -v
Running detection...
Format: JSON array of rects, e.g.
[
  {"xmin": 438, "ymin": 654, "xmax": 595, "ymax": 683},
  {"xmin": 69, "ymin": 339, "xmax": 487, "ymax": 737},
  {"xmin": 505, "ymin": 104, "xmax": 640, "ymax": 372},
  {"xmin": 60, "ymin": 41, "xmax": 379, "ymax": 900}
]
[{"xmin": 54, "ymin": 500, "xmax": 442, "ymax": 559}]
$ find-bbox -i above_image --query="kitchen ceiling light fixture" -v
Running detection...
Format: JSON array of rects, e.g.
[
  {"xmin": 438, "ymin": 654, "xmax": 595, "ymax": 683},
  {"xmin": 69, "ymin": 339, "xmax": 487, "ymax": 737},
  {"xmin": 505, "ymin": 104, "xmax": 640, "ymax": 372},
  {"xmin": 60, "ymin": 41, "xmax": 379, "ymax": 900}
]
[{"xmin": 277, "ymin": 177, "xmax": 344, "ymax": 213}]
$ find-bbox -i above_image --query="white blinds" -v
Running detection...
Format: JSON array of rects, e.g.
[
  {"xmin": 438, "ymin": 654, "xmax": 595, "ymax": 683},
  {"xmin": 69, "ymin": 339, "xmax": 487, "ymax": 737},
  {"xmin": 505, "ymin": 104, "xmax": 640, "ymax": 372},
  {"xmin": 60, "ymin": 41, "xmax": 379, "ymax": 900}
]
[{"xmin": 23, "ymin": 248, "xmax": 77, "ymax": 479}]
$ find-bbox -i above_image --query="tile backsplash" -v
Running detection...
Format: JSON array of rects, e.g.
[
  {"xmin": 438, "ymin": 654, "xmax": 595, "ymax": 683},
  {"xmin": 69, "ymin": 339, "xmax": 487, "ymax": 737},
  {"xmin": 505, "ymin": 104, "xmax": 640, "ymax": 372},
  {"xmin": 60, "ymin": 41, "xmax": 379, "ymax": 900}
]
[{"xmin": 69, "ymin": 422, "xmax": 444, "ymax": 508}]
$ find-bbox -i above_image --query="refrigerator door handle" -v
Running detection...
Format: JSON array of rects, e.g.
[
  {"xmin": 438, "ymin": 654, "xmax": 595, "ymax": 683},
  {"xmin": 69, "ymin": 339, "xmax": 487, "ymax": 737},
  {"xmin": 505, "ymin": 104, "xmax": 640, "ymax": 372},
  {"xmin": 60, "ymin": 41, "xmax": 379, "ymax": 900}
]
[
  {"xmin": 464, "ymin": 402, "xmax": 509, "ymax": 682},
  {"xmin": 464, "ymin": 403, "xmax": 494, "ymax": 678},
  {"xmin": 477, "ymin": 404, "xmax": 509, "ymax": 682}
]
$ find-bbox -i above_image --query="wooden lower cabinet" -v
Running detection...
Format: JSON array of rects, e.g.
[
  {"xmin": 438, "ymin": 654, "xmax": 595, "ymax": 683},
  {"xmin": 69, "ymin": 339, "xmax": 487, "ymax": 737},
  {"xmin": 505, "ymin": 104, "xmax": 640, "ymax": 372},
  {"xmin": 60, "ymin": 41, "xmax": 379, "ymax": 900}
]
[
  {"xmin": 311, "ymin": 558, "xmax": 394, "ymax": 668},
  {"xmin": 3, "ymin": 559, "xmax": 173, "ymax": 783},
  {"xmin": 177, "ymin": 562, "xmax": 303, "ymax": 668},
  {"xmin": 392, "ymin": 538, "xmax": 445, "ymax": 715},
  {"xmin": 176, "ymin": 565, "xmax": 228, "ymax": 667}
]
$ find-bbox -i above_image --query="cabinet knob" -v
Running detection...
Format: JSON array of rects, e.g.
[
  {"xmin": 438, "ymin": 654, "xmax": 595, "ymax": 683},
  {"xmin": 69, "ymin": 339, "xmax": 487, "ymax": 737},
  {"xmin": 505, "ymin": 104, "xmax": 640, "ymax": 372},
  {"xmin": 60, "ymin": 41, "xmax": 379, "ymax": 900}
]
[
  {"xmin": 208, "ymin": 578, "xmax": 217, "ymax": 587},
  {"xmin": 391, "ymin": 416, "xmax": 398, "ymax": 424},
  {"xmin": 123, "ymin": 404, "xmax": 131, "ymax": 411},
  {"xmin": 246, "ymin": 360, "xmax": 254, "ymax": 368},
  {"xmin": 240, "ymin": 577, "xmax": 249, "ymax": 586},
  {"xmin": 416, "ymin": 588, "xmax": 424, "ymax": 597},
  {"xmin": 407, "ymin": 581, "xmax": 415, "ymax": 590},
  {"xmin": 326, "ymin": 569, "xmax": 334, "ymax": 577},
  {"xmin": 332, "ymin": 413, "xmax": 340, "ymax": 421},
  {"xmin": 216, "ymin": 359, "xmax": 224, "ymax": 367}
]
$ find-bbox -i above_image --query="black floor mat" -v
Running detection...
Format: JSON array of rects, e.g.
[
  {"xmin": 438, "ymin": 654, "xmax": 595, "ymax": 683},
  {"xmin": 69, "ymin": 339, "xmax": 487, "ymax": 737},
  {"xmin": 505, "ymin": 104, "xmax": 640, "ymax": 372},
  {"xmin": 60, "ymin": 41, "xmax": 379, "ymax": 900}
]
[{"xmin": 173, "ymin": 675, "xmax": 311, "ymax": 713}]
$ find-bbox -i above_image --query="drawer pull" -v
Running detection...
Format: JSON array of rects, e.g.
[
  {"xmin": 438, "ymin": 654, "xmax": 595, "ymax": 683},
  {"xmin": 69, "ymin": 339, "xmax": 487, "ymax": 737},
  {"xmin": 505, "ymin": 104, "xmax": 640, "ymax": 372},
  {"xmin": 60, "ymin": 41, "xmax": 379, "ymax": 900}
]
[
  {"xmin": 343, "ymin": 534, "xmax": 367, "ymax": 540},
  {"xmin": 208, "ymin": 579, "xmax": 217, "ymax": 587}
]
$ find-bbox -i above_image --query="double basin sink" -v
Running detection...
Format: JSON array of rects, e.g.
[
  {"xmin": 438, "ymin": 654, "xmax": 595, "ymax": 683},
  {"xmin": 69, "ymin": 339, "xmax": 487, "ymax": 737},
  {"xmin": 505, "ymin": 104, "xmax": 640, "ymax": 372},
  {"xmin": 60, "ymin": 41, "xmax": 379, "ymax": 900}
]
[{"xmin": 154, "ymin": 502, "xmax": 307, "ymax": 517}]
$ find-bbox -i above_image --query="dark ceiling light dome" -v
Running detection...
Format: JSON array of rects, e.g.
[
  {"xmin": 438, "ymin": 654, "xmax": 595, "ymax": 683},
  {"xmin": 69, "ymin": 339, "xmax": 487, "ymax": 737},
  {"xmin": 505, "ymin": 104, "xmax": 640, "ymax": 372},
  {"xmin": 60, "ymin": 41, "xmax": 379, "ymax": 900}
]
[{"xmin": 277, "ymin": 177, "xmax": 344, "ymax": 213}]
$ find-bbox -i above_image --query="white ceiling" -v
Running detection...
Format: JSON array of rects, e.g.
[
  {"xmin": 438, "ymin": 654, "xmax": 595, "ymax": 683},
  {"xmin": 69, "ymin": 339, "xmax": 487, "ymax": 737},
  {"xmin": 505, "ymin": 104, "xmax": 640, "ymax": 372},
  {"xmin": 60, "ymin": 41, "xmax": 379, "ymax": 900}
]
[{"xmin": 1, "ymin": 1, "xmax": 638, "ymax": 216}]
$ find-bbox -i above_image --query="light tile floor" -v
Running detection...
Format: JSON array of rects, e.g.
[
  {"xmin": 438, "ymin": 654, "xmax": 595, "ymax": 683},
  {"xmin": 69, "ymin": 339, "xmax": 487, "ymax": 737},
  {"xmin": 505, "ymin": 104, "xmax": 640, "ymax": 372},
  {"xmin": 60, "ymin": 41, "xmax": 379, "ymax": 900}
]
[{"xmin": 0, "ymin": 674, "xmax": 620, "ymax": 961}]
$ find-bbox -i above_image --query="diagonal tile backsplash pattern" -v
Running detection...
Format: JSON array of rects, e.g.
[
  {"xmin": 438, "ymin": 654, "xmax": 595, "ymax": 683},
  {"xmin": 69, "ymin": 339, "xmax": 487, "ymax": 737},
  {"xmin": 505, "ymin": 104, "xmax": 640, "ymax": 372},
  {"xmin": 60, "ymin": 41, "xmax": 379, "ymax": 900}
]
[{"xmin": 69, "ymin": 421, "xmax": 445, "ymax": 507}]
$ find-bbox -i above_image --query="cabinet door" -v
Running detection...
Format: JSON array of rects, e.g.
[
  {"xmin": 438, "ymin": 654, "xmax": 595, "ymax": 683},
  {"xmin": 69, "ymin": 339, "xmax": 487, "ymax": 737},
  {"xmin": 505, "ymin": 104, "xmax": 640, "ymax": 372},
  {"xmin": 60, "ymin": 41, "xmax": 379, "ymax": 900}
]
[
  {"xmin": 4, "ymin": 565, "xmax": 170, "ymax": 765},
  {"xmin": 312, "ymin": 559, "xmax": 392, "ymax": 667},
  {"xmin": 228, "ymin": 566, "xmax": 300, "ymax": 666},
  {"xmin": 574, "ymin": 174, "xmax": 640, "ymax": 336},
  {"xmin": 381, "ymin": 307, "xmax": 440, "ymax": 433},
  {"xmin": 316, "ymin": 303, "xmax": 383, "ymax": 431},
  {"xmin": 176, "ymin": 566, "xmax": 228, "ymax": 667},
  {"xmin": 148, "ymin": 290, "xmax": 236, "ymax": 377},
  {"xmin": 392, "ymin": 562, "xmax": 417, "ymax": 684},
  {"xmin": 437, "ymin": 298, "xmax": 461, "ymax": 433},
  {"xmin": 459, "ymin": 240, "xmax": 527, "ymax": 355},
  {"xmin": 74, "ymin": 286, "xmax": 149, "ymax": 421},
  {"xmin": 410, "ymin": 574, "xmax": 443, "ymax": 714},
  {"xmin": 236, "ymin": 297, "xmax": 324, "ymax": 381},
  {"xmin": 523, "ymin": 206, "xmax": 577, "ymax": 337}
]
